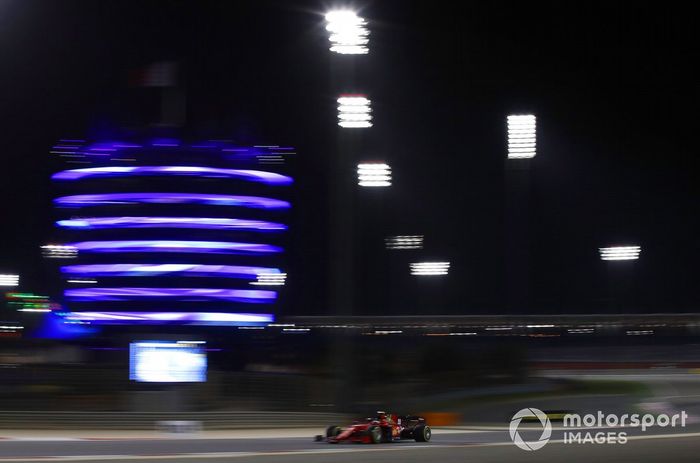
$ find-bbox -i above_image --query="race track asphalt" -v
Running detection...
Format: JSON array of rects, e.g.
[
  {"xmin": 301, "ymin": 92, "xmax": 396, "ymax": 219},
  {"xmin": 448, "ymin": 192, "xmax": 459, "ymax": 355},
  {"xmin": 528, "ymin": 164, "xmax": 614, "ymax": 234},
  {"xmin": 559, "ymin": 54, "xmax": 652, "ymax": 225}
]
[{"xmin": 2, "ymin": 425, "xmax": 700, "ymax": 462}]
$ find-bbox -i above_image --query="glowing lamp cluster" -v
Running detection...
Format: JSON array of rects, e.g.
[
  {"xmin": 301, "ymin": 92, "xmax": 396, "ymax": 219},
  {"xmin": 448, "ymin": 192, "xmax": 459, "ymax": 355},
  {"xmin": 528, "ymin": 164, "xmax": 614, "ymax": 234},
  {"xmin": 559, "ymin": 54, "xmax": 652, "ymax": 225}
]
[
  {"xmin": 507, "ymin": 114, "xmax": 537, "ymax": 159},
  {"xmin": 65, "ymin": 287, "xmax": 277, "ymax": 303},
  {"xmin": 357, "ymin": 163, "xmax": 391, "ymax": 187},
  {"xmin": 598, "ymin": 246, "xmax": 641, "ymax": 261},
  {"xmin": 41, "ymin": 244, "xmax": 78, "ymax": 259},
  {"xmin": 7, "ymin": 292, "xmax": 56, "ymax": 313},
  {"xmin": 337, "ymin": 96, "xmax": 372, "ymax": 128},
  {"xmin": 52, "ymin": 166, "xmax": 292, "ymax": 185},
  {"xmin": 57, "ymin": 216, "xmax": 287, "ymax": 232},
  {"xmin": 325, "ymin": 10, "xmax": 369, "ymax": 55},
  {"xmin": 385, "ymin": 235, "xmax": 424, "ymax": 250},
  {"xmin": 55, "ymin": 193, "xmax": 289, "ymax": 210},
  {"xmin": 66, "ymin": 240, "xmax": 282, "ymax": 255},
  {"xmin": 67, "ymin": 278, "xmax": 98, "ymax": 284},
  {"xmin": 251, "ymin": 273, "xmax": 287, "ymax": 286},
  {"xmin": 62, "ymin": 263, "xmax": 282, "ymax": 279},
  {"xmin": 0, "ymin": 274, "xmax": 20, "ymax": 287},
  {"xmin": 410, "ymin": 262, "xmax": 450, "ymax": 276},
  {"xmin": 63, "ymin": 312, "xmax": 273, "ymax": 326}
]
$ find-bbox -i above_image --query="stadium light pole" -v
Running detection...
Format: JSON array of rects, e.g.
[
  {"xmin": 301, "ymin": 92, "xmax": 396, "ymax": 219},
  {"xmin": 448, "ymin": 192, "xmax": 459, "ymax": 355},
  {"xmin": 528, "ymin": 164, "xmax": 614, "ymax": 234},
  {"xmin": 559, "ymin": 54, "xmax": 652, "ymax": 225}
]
[
  {"xmin": 326, "ymin": 10, "xmax": 371, "ymax": 321},
  {"xmin": 325, "ymin": 9, "xmax": 371, "ymax": 413},
  {"xmin": 504, "ymin": 113, "xmax": 536, "ymax": 313},
  {"xmin": 599, "ymin": 245, "xmax": 641, "ymax": 312}
]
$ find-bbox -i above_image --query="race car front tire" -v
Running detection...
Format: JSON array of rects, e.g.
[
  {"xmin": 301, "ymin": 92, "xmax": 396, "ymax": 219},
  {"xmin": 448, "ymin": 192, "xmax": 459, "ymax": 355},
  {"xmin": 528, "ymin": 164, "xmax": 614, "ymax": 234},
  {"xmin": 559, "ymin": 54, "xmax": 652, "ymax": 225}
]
[
  {"xmin": 368, "ymin": 426, "xmax": 382, "ymax": 444},
  {"xmin": 326, "ymin": 425, "xmax": 341, "ymax": 438},
  {"xmin": 413, "ymin": 424, "xmax": 431, "ymax": 442}
]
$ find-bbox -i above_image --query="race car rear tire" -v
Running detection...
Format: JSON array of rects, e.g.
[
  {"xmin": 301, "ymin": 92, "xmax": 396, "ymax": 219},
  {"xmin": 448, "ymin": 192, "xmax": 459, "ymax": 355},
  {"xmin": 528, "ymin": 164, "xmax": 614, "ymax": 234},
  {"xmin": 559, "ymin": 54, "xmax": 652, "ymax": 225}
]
[
  {"xmin": 368, "ymin": 426, "xmax": 382, "ymax": 444},
  {"xmin": 326, "ymin": 426, "xmax": 341, "ymax": 438},
  {"xmin": 414, "ymin": 424, "xmax": 431, "ymax": 442},
  {"xmin": 381, "ymin": 426, "xmax": 393, "ymax": 443}
]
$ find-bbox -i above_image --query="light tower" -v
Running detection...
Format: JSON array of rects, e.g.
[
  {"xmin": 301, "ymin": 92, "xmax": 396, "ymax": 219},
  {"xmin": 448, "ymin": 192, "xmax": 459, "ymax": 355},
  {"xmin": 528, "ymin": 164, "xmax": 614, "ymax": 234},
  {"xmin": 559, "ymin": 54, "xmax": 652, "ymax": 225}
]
[
  {"xmin": 326, "ymin": 9, "xmax": 371, "ymax": 412},
  {"xmin": 505, "ymin": 113, "xmax": 537, "ymax": 313},
  {"xmin": 49, "ymin": 140, "xmax": 293, "ymax": 328},
  {"xmin": 599, "ymin": 245, "xmax": 641, "ymax": 312}
]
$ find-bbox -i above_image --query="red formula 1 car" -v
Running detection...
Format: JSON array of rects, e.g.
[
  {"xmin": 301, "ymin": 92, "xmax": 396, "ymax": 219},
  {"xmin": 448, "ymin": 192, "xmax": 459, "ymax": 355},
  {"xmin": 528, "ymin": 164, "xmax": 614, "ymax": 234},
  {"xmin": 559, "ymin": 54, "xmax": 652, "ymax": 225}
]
[{"xmin": 319, "ymin": 411, "xmax": 432, "ymax": 444}]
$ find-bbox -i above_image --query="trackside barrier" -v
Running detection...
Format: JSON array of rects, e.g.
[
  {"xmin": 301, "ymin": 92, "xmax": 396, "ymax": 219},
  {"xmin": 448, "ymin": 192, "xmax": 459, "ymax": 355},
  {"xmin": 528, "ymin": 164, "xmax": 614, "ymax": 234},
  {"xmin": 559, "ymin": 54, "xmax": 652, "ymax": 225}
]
[
  {"xmin": 0, "ymin": 411, "xmax": 349, "ymax": 430},
  {"xmin": 156, "ymin": 420, "xmax": 202, "ymax": 433}
]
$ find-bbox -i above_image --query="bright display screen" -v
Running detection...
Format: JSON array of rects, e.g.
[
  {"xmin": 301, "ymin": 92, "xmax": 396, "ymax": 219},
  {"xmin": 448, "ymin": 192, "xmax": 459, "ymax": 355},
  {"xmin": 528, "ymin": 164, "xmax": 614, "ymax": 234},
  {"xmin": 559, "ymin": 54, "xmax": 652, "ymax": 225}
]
[{"xmin": 129, "ymin": 341, "xmax": 207, "ymax": 383}]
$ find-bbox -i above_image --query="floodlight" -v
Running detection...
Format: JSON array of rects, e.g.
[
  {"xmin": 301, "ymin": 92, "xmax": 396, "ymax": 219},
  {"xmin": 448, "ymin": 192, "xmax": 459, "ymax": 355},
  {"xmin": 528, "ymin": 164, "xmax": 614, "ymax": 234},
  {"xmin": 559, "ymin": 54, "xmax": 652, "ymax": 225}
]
[
  {"xmin": 0, "ymin": 274, "xmax": 19, "ymax": 287},
  {"xmin": 326, "ymin": 10, "xmax": 369, "ymax": 54},
  {"xmin": 598, "ymin": 246, "xmax": 641, "ymax": 261},
  {"xmin": 507, "ymin": 114, "xmax": 536, "ymax": 159},
  {"xmin": 338, "ymin": 95, "xmax": 372, "ymax": 128},
  {"xmin": 410, "ymin": 262, "xmax": 450, "ymax": 276},
  {"xmin": 357, "ymin": 163, "xmax": 391, "ymax": 187},
  {"xmin": 385, "ymin": 235, "xmax": 423, "ymax": 250}
]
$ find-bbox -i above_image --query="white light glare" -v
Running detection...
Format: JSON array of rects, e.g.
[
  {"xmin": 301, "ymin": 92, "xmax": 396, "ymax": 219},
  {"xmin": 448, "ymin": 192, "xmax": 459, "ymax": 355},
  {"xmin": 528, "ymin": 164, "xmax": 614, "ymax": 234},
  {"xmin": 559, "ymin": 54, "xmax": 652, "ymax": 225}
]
[
  {"xmin": 410, "ymin": 262, "xmax": 450, "ymax": 276},
  {"xmin": 251, "ymin": 273, "xmax": 287, "ymax": 286},
  {"xmin": 338, "ymin": 96, "xmax": 372, "ymax": 128},
  {"xmin": 507, "ymin": 114, "xmax": 536, "ymax": 159},
  {"xmin": 325, "ymin": 11, "xmax": 369, "ymax": 54},
  {"xmin": 568, "ymin": 328, "xmax": 595, "ymax": 334},
  {"xmin": 357, "ymin": 163, "xmax": 391, "ymax": 187},
  {"xmin": 42, "ymin": 244, "xmax": 78, "ymax": 259},
  {"xmin": 385, "ymin": 235, "xmax": 423, "ymax": 250},
  {"xmin": 0, "ymin": 274, "xmax": 19, "ymax": 287},
  {"xmin": 626, "ymin": 330, "xmax": 653, "ymax": 336},
  {"xmin": 67, "ymin": 279, "xmax": 98, "ymax": 284},
  {"xmin": 598, "ymin": 246, "xmax": 641, "ymax": 261}
]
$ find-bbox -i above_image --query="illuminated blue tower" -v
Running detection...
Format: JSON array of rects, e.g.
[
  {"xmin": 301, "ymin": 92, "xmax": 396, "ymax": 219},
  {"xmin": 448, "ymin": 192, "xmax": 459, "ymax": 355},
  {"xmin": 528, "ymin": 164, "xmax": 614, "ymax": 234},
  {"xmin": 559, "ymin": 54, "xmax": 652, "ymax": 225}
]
[{"xmin": 49, "ymin": 139, "xmax": 293, "ymax": 326}]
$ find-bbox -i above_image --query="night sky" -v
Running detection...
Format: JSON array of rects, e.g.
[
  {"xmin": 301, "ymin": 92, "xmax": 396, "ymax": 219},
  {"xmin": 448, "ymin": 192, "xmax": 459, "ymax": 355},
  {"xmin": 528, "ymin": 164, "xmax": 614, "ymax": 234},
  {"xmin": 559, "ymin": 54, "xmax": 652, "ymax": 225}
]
[{"xmin": 0, "ymin": 1, "xmax": 697, "ymax": 316}]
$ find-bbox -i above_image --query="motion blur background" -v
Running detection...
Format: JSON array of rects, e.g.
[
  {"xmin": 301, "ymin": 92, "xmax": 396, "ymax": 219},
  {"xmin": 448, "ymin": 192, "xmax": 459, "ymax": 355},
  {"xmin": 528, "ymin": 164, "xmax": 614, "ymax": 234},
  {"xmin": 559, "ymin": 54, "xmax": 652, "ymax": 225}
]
[{"xmin": 0, "ymin": 0, "xmax": 698, "ymax": 430}]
